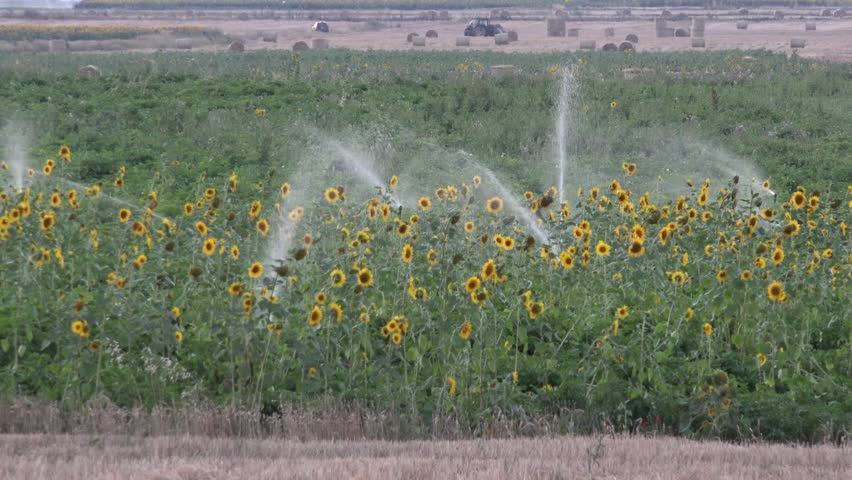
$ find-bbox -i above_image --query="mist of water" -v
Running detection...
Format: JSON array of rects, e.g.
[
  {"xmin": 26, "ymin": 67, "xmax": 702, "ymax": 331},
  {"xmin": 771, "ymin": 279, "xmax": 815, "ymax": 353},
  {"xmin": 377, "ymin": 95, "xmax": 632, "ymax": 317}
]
[
  {"xmin": 1, "ymin": 1, "xmax": 81, "ymax": 8},
  {"xmin": 555, "ymin": 67, "xmax": 577, "ymax": 205},
  {"xmin": 325, "ymin": 139, "xmax": 404, "ymax": 208},
  {"xmin": 1, "ymin": 122, "xmax": 31, "ymax": 193}
]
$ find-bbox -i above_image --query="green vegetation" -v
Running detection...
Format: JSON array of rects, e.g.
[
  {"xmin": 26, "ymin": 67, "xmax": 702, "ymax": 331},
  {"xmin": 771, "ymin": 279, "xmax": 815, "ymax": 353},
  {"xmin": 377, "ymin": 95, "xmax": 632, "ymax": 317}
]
[{"xmin": 0, "ymin": 50, "xmax": 849, "ymax": 442}]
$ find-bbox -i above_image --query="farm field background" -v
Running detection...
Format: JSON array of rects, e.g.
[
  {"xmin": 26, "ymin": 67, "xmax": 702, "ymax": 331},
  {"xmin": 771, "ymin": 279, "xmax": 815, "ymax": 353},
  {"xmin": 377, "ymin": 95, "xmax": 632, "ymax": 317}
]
[{"xmin": 0, "ymin": 1, "xmax": 851, "ymax": 455}]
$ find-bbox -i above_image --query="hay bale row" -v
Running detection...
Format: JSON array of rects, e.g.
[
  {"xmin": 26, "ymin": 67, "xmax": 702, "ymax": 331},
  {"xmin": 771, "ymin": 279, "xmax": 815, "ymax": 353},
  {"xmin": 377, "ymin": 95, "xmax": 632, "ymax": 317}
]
[
  {"xmin": 625, "ymin": 33, "xmax": 639, "ymax": 43},
  {"xmin": 821, "ymin": 9, "xmax": 833, "ymax": 16},
  {"xmin": 790, "ymin": 38, "xmax": 805, "ymax": 49},
  {"xmin": 602, "ymin": 43, "xmax": 617, "ymax": 52},
  {"xmin": 48, "ymin": 39, "xmax": 67, "ymax": 53},
  {"xmin": 579, "ymin": 40, "xmax": 595, "ymax": 50},
  {"xmin": 805, "ymin": 22, "xmax": 816, "ymax": 31},
  {"xmin": 657, "ymin": 27, "xmax": 674, "ymax": 37},
  {"xmin": 674, "ymin": 28, "xmax": 690, "ymax": 38},
  {"xmin": 835, "ymin": 9, "xmax": 847, "ymax": 17},
  {"xmin": 261, "ymin": 33, "xmax": 277, "ymax": 43},
  {"xmin": 619, "ymin": 41, "xmax": 634, "ymax": 52},
  {"xmin": 507, "ymin": 30, "xmax": 518, "ymax": 42},
  {"xmin": 737, "ymin": 21, "xmax": 748, "ymax": 30},
  {"xmin": 691, "ymin": 38, "xmax": 705, "ymax": 48},
  {"xmin": 691, "ymin": 18, "xmax": 705, "ymax": 38},
  {"xmin": 406, "ymin": 32, "xmax": 418, "ymax": 42},
  {"xmin": 490, "ymin": 64, "xmax": 515, "ymax": 78},
  {"xmin": 425, "ymin": 30, "xmax": 438, "ymax": 38},
  {"xmin": 78, "ymin": 65, "xmax": 99, "ymax": 78},
  {"xmin": 455, "ymin": 37, "xmax": 469, "ymax": 47},
  {"xmin": 412, "ymin": 36, "xmax": 426, "ymax": 47},
  {"xmin": 566, "ymin": 28, "xmax": 580, "ymax": 37},
  {"xmin": 438, "ymin": 10, "xmax": 449, "ymax": 20},
  {"xmin": 604, "ymin": 27, "xmax": 614, "ymax": 37},
  {"xmin": 547, "ymin": 18, "xmax": 566, "ymax": 37},
  {"xmin": 292, "ymin": 41, "xmax": 309, "ymax": 51},
  {"xmin": 494, "ymin": 33, "xmax": 510, "ymax": 46}
]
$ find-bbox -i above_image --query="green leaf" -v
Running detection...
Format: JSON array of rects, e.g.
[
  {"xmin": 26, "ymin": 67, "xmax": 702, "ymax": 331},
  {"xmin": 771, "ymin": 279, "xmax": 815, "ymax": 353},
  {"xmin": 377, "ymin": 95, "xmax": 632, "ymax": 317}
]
[
  {"xmin": 40, "ymin": 340, "xmax": 51, "ymax": 351},
  {"xmin": 405, "ymin": 346, "xmax": 420, "ymax": 363},
  {"xmin": 0, "ymin": 338, "xmax": 9, "ymax": 353},
  {"xmin": 17, "ymin": 345, "xmax": 26, "ymax": 357},
  {"xmin": 731, "ymin": 334, "xmax": 745, "ymax": 349}
]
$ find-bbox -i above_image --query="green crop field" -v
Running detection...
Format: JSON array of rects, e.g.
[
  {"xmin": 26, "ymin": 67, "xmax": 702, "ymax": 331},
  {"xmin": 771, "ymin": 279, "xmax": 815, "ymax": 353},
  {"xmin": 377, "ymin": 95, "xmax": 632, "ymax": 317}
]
[{"xmin": 0, "ymin": 50, "xmax": 849, "ymax": 443}]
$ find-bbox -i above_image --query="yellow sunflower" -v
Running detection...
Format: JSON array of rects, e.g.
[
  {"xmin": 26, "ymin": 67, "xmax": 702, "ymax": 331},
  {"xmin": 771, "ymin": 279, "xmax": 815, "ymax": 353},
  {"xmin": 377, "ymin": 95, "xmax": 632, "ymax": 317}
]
[
  {"xmin": 248, "ymin": 262, "xmax": 264, "ymax": 278},
  {"xmin": 486, "ymin": 196, "xmax": 504, "ymax": 214}
]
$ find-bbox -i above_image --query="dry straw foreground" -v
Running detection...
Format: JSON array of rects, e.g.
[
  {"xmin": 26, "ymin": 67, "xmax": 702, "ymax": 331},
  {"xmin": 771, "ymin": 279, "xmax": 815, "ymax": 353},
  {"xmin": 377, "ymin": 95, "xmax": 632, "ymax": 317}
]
[{"xmin": 1, "ymin": 433, "xmax": 849, "ymax": 480}]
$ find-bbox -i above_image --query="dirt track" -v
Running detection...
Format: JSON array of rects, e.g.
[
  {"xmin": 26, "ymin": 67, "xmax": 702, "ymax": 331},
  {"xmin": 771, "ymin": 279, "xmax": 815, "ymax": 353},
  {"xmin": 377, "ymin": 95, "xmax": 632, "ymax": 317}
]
[{"xmin": 1, "ymin": 7, "xmax": 851, "ymax": 60}]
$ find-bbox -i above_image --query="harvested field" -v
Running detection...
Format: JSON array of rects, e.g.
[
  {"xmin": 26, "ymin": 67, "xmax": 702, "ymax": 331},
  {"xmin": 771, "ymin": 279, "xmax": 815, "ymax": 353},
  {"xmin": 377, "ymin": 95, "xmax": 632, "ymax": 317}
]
[
  {"xmin": 0, "ymin": 433, "xmax": 849, "ymax": 480},
  {"xmin": 0, "ymin": 7, "xmax": 851, "ymax": 60}
]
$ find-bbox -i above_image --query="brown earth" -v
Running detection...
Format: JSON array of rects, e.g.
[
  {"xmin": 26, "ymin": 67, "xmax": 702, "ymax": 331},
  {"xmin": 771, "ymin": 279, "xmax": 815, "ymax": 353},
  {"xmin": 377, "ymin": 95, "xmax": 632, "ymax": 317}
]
[
  {"xmin": 1, "ymin": 433, "xmax": 850, "ymax": 480},
  {"xmin": 1, "ymin": 7, "xmax": 851, "ymax": 61}
]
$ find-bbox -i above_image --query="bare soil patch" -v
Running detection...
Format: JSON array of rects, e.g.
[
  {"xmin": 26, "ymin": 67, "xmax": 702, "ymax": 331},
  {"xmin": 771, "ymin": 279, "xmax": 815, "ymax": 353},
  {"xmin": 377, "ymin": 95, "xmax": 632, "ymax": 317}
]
[{"xmin": 1, "ymin": 433, "xmax": 850, "ymax": 480}]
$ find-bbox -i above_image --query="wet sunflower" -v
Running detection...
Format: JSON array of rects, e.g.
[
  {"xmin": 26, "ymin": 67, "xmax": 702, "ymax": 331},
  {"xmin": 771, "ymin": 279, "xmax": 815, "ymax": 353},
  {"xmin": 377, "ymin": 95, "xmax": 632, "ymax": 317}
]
[
  {"xmin": 389, "ymin": 175, "xmax": 399, "ymax": 190},
  {"xmin": 324, "ymin": 187, "xmax": 340, "ymax": 203},
  {"xmin": 559, "ymin": 251, "xmax": 574, "ymax": 269},
  {"xmin": 401, "ymin": 244, "xmax": 413, "ymax": 264},
  {"xmin": 761, "ymin": 208, "xmax": 775, "ymax": 220},
  {"xmin": 330, "ymin": 269, "xmax": 346, "ymax": 287},
  {"xmin": 465, "ymin": 276, "xmax": 481, "ymax": 293},
  {"xmin": 228, "ymin": 282, "xmax": 243, "ymax": 296},
  {"xmin": 397, "ymin": 222, "xmax": 410, "ymax": 237},
  {"xmin": 627, "ymin": 241, "xmax": 644, "ymax": 258},
  {"xmin": 279, "ymin": 182, "xmax": 291, "ymax": 198},
  {"xmin": 195, "ymin": 221, "xmax": 208, "ymax": 236},
  {"xmin": 309, "ymin": 305, "xmax": 323, "ymax": 326},
  {"xmin": 771, "ymin": 247, "xmax": 784, "ymax": 265},
  {"xmin": 357, "ymin": 268, "xmax": 374, "ymax": 288},
  {"xmin": 789, "ymin": 191, "xmax": 806, "ymax": 209},
  {"xmin": 118, "ymin": 208, "xmax": 131, "ymax": 223},
  {"xmin": 459, "ymin": 322, "xmax": 473, "ymax": 340},
  {"xmin": 203, "ymin": 238, "xmax": 217, "ymax": 256},
  {"xmin": 418, "ymin": 197, "xmax": 432, "ymax": 211},
  {"xmin": 58, "ymin": 145, "xmax": 71, "ymax": 162},
  {"xmin": 486, "ymin": 196, "xmax": 504, "ymax": 214},
  {"xmin": 255, "ymin": 219, "xmax": 270, "ymax": 236},
  {"xmin": 610, "ymin": 101, "xmax": 617, "ymax": 108},
  {"xmin": 480, "ymin": 259, "xmax": 497, "ymax": 281},
  {"xmin": 767, "ymin": 281, "xmax": 784, "ymax": 301},
  {"xmin": 288, "ymin": 207, "xmax": 305, "ymax": 222},
  {"xmin": 248, "ymin": 262, "xmax": 264, "ymax": 278}
]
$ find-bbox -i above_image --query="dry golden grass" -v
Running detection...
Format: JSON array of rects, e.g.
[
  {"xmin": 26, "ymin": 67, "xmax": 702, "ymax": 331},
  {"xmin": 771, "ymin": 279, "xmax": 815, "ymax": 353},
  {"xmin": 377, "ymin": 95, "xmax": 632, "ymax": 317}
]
[{"xmin": 1, "ymin": 433, "xmax": 849, "ymax": 480}]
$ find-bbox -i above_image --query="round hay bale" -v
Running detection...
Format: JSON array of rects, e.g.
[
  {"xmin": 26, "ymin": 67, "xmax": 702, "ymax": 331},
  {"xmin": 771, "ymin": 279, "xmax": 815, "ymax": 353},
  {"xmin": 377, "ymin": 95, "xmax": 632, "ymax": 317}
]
[
  {"xmin": 674, "ymin": 28, "xmax": 690, "ymax": 37},
  {"xmin": 261, "ymin": 33, "xmax": 277, "ymax": 43},
  {"xmin": 691, "ymin": 38, "xmax": 706, "ymax": 48},
  {"xmin": 455, "ymin": 37, "xmax": 470, "ymax": 47},
  {"xmin": 773, "ymin": 10, "xmax": 784, "ymax": 20},
  {"xmin": 566, "ymin": 28, "xmax": 580, "ymax": 37},
  {"xmin": 426, "ymin": 10, "xmax": 437, "ymax": 21},
  {"xmin": 406, "ymin": 32, "xmax": 419, "ymax": 43},
  {"xmin": 490, "ymin": 64, "xmax": 516, "ymax": 78},
  {"xmin": 604, "ymin": 27, "xmax": 615, "ymax": 37},
  {"xmin": 579, "ymin": 40, "xmax": 596, "ymax": 50},
  {"xmin": 736, "ymin": 21, "xmax": 748, "ymax": 30},
  {"xmin": 438, "ymin": 10, "xmax": 450, "ymax": 21},
  {"xmin": 546, "ymin": 18, "xmax": 566, "ymax": 37},
  {"xmin": 425, "ymin": 30, "xmax": 438, "ymax": 38},
  {"xmin": 657, "ymin": 27, "xmax": 675, "ymax": 37},
  {"xmin": 311, "ymin": 38, "xmax": 329, "ymax": 50},
  {"xmin": 412, "ymin": 36, "xmax": 426, "ymax": 47},
  {"xmin": 48, "ymin": 39, "xmax": 68, "ymax": 53},
  {"xmin": 507, "ymin": 30, "xmax": 518, "ymax": 42},
  {"xmin": 601, "ymin": 43, "xmax": 618, "ymax": 52},
  {"xmin": 625, "ymin": 33, "xmax": 639, "ymax": 43},
  {"xmin": 805, "ymin": 21, "xmax": 816, "ymax": 31},
  {"xmin": 175, "ymin": 38, "xmax": 192, "ymax": 50},
  {"xmin": 821, "ymin": 9, "xmax": 832, "ymax": 17},
  {"xmin": 619, "ymin": 41, "xmax": 634, "ymax": 52},
  {"xmin": 661, "ymin": 10, "xmax": 672, "ymax": 18},
  {"xmin": 494, "ymin": 34, "xmax": 510, "ymax": 46},
  {"xmin": 738, "ymin": 9, "xmax": 749, "ymax": 15},
  {"xmin": 292, "ymin": 41, "xmax": 309, "ymax": 51},
  {"xmin": 790, "ymin": 38, "xmax": 805, "ymax": 49},
  {"xmin": 227, "ymin": 41, "xmax": 245, "ymax": 52},
  {"xmin": 691, "ymin": 18, "xmax": 705, "ymax": 38},
  {"xmin": 833, "ymin": 9, "xmax": 846, "ymax": 18},
  {"xmin": 78, "ymin": 65, "xmax": 100, "ymax": 78}
]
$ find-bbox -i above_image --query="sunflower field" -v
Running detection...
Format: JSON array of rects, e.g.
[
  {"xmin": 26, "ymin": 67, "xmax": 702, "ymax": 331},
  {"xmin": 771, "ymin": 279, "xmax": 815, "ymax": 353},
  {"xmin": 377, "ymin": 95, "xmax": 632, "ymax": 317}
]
[{"xmin": 0, "ymin": 50, "xmax": 850, "ymax": 442}]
